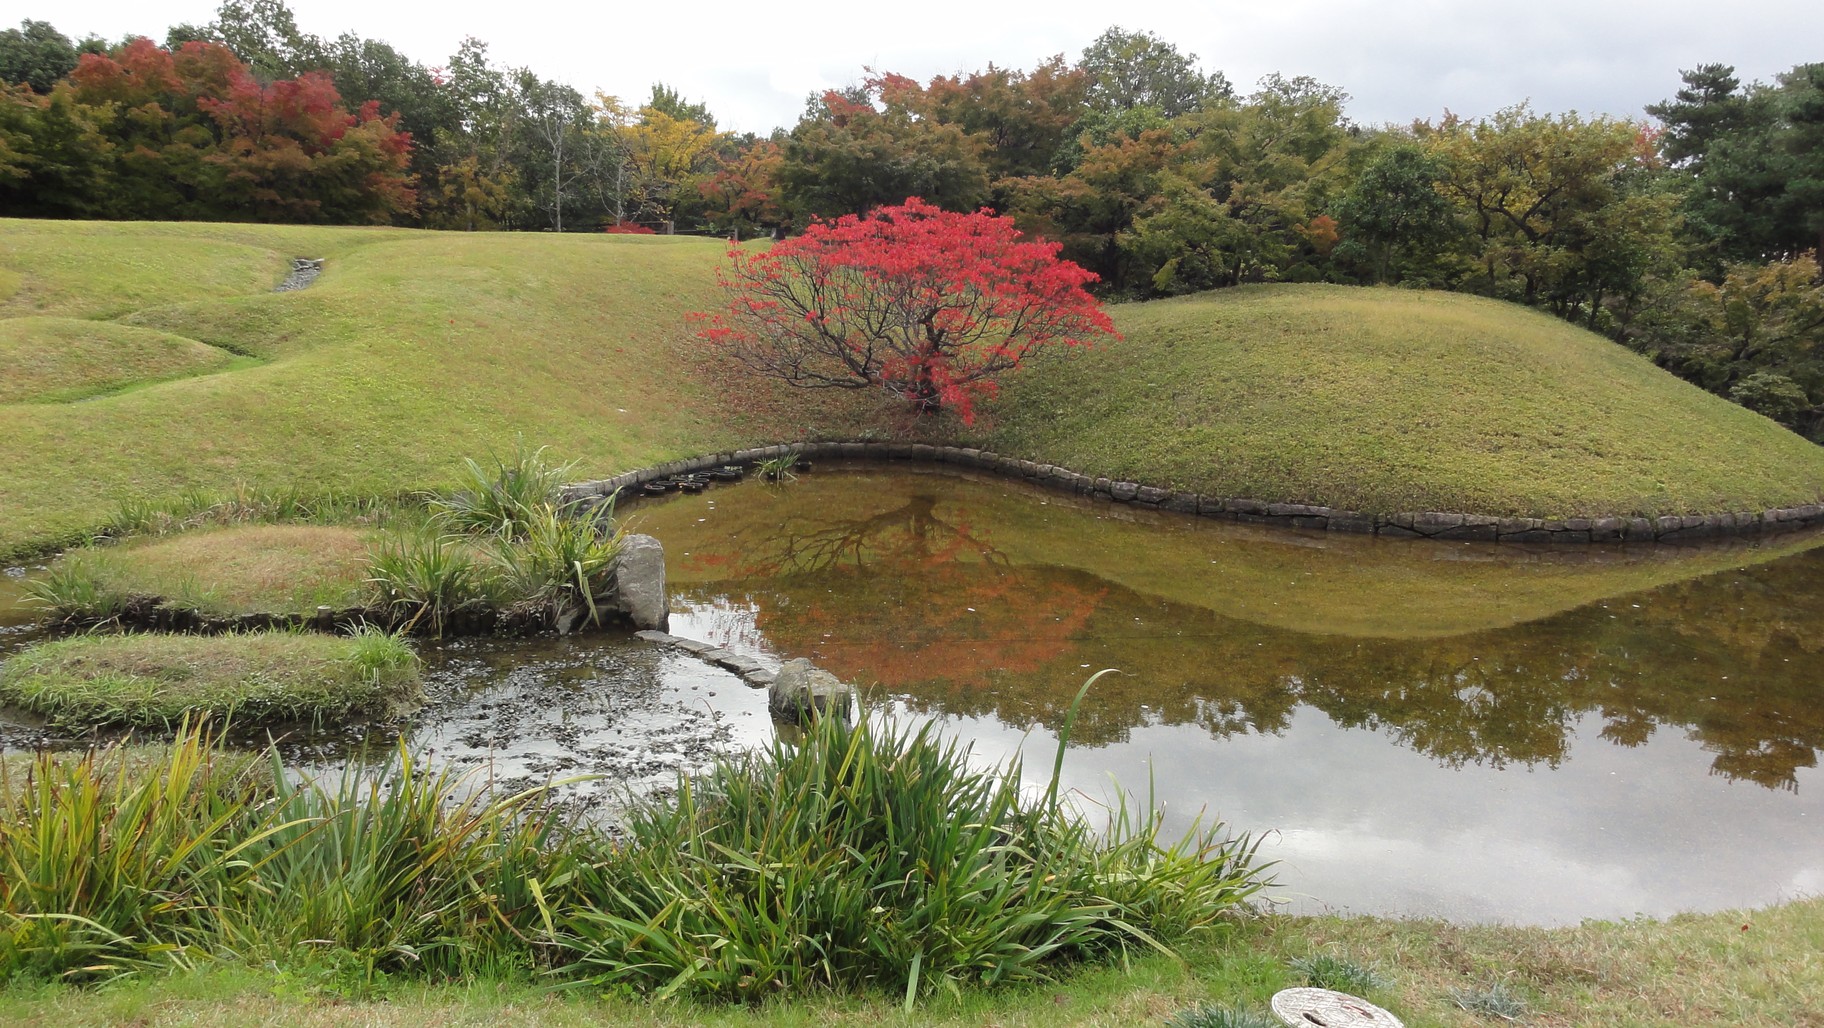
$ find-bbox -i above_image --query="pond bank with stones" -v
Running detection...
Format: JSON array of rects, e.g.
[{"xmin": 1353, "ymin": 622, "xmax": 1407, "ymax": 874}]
[{"xmin": 564, "ymin": 440, "xmax": 1824, "ymax": 544}]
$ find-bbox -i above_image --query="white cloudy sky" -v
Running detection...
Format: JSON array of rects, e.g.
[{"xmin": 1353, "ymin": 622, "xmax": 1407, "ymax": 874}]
[{"xmin": 41, "ymin": 1, "xmax": 1824, "ymax": 134}]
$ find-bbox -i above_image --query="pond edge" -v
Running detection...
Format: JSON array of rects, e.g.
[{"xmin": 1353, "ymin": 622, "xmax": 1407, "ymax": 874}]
[{"xmin": 563, "ymin": 441, "xmax": 1824, "ymax": 544}]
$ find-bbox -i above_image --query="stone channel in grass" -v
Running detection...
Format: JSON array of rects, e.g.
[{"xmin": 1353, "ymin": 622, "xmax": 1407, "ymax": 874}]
[{"xmin": 0, "ymin": 629, "xmax": 423, "ymax": 728}]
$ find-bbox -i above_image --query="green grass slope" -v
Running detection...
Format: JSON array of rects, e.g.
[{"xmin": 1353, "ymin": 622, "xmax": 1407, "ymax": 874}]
[
  {"xmin": 4, "ymin": 219, "xmax": 1823, "ymax": 562},
  {"xmin": 980, "ymin": 285, "xmax": 1824, "ymax": 518},
  {"xmin": 0, "ymin": 220, "xmax": 743, "ymax": 560}
]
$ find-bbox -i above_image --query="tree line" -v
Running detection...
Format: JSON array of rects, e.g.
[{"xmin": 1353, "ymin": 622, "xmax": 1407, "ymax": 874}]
[{"xmin": 2, "ymin": 7, "xmax": 1820, "ymax": 437}]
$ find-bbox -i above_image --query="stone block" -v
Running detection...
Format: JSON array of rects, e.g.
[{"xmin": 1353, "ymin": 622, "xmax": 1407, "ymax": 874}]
[
  {"xmin": 1327, "ymin": 514, "xmax": 1377, "ymax": 534},
  {"xmin": 1414, "ymin": 512, "xmax": 1465, "ymax": 531},
  {"xmin": 611, "ymin": 534, "xmax": 668, "ymax": 631},
  {"xmin": 1135, "ymin": 485, "xmax": 1169, "ymax": 504},
  {"xmin": 1110, "ymin": 481, "xmax": 1140, "ymax": 502},
  {"xmin": 768, "ymin": 658, "xmax": 856, "ymax": 724},
  {"xmin": 1161, "ymin": 493, "xmax": 1199, "ymax": 514}
]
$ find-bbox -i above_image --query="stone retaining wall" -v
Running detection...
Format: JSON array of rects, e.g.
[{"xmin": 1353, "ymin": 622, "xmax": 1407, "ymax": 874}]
[{"xmin": 562, "ymin": 441, "xmax": 1824, "ymax": 544}]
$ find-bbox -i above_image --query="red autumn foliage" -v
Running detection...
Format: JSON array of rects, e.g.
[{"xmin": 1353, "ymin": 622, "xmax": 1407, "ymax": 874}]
[
  {"xmin": 695, "ymin": 198, "xmax": 1117, "ymax": 424},
  {"xmin": 602, "ymin": 221, "xmax": 657, "ymax": 233}
]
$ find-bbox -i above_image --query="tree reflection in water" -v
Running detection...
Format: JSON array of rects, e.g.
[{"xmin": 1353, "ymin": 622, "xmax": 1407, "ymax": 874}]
[{"xmin": 650, "ymin": 473, "xmax": 1824, "ymax": 791}]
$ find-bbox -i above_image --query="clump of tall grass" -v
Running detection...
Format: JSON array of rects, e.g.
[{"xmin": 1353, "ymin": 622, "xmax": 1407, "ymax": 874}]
[
  {"xmin": 538, "ymin": 705, "xmax": 1269, "ymax": 1004},
  {"xmin": 0, "ymin": 724, "xmax": 277, "ymax": 980},
  {"xmin": 487, "ymin": 502, "xmax": 623, "ymax": 632},
  {"xmin": 365, "ymin": 527, "xmax": 493, "ymax": 634},
  {"xmin": 0, "ymin": 724, "xmax": 574, "ymax": 983},
  {"xmin": 1290, "ymin": 952, "xmax": 1390, "ymax": 994},
  {"xmin": 237, "ymin": 744, "xmax": 579, "ymax": 979},
  {"xmin": 429, "ymin": 441, "xmax": 575, "ymax": 539},
  {"xmin": 1165, "ymin": 1004, "xmax": 1283, "ymax": 1028},
  {"xmin": 0, "ymin": 681, "xmax": 1270, "ymax": 1002},
  {"xmin": 20, "ymin": 561, "xmax": 125, "ymax": 622}
]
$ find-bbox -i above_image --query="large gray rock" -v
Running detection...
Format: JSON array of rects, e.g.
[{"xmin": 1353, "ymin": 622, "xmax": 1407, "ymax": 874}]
[
  {"xmin": 612, "ymin": 533, "xmax": 668, "ymax": 630},
  {"xmin": 768, "ymin": 658, "xmax": 855, "ymax": 724}
]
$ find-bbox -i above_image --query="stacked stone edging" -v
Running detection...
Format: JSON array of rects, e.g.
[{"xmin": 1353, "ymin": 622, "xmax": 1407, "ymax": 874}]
[{"xmin": 562, "ymin": 441, "xmax": 1824, "ymax": 544}]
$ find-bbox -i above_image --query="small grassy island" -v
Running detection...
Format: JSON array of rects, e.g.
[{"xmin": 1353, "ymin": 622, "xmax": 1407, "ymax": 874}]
[{"xmin": 0, "ymin": 629, "xmax": 422, "ymax": 727}]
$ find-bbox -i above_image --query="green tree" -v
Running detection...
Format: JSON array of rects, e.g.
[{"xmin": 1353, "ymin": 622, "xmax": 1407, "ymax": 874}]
[
  {"xmin": 0, "ymin": 19, "xmax": 78, "ymax": 93},
  {"xmin": 1651, "ymin": 62, "xmax": 1824, "ymax": 261},
  {"xmin": 1078, "ymin": 26, "xmax": 1230, "ymax": 117},
  {"xmin": 1423, "ymin": 104, "xmax": 1680, "ymax": 323},
  {"xmin": 1333, "ymin": 142, "xmax": 1455, "ymax": 283}
]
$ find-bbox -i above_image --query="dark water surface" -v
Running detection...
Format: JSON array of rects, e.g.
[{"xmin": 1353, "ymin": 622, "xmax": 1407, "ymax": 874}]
[{"xmin": 629, "ymin": 464, "xmax": 1824, "ymax": 925}]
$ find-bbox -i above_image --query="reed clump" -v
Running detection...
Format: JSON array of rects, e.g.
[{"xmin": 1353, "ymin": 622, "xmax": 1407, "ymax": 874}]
[{"xmin": 0, "ymin": 700, "xmax": 1270, "ymax": 1003}]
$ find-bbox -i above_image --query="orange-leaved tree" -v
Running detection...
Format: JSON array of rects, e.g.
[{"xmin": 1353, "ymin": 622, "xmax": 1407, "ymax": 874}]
[{"xmin": 695, "ymin": 197, "xmax": 1116, "ymax": 423}]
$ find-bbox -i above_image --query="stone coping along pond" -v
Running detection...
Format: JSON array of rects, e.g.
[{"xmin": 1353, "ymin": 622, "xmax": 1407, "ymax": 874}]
[{"xmin": 564, "ymin": 440, "xmax": 1824, "ymax": 544}]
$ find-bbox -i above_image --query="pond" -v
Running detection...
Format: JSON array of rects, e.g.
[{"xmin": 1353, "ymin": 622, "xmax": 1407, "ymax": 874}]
[
  {"xmin": 626, "ymin": 463, "xmax": 1824, "ymax": 926},
  {"xmin": 3, "ymin": 465, "xmax": 1822, "ymax": 926}
]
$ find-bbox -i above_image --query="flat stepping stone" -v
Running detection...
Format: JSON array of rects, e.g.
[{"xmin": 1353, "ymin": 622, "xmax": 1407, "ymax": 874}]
[
  {"xmin": 714, "ymin": 653, "xmax": 768, "ymax": 677},
  {"xmin": 634, "ymin": 630, "xmax": 676, "ymax": 645},
  {"xmin": 1271, "ymin": 988, "xmax": 1402, "ymax": 1027}
]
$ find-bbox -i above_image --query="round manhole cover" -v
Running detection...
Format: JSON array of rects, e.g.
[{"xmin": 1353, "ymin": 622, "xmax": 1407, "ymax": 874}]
[{"xmin": 1270, "ymin": 987, "xmax": 1403, "ymax": 1027}]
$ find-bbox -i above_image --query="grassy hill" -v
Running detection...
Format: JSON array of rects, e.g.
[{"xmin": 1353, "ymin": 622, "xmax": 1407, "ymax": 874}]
[
  {"xmin": 979, "ymin": 285, "xmax": 1824, "ymax": 518},
  {"xmin": 3, "ymin": 218, "xmax": 1824, "ymax": 561}
]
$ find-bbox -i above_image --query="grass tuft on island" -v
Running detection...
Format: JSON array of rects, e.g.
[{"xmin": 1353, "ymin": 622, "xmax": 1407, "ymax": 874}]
[{"xmin": 0, "ymin": 628, "xmax": 422, "ymax": 728}]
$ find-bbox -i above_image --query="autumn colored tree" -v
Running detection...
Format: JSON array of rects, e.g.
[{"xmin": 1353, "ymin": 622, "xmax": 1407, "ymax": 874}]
[{"xmin": 697, "ymin": 198, "xmax": 1116, "ymax": 423}]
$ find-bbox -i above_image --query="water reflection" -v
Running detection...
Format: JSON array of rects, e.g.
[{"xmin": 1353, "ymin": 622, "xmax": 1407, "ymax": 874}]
[
  {"xmin": 638, "ymin": 466, "xmax": 1824, "ymax": 790},
  {"xmin": 639, "ymin": 465, "xmax": 1824, "ymax": 922}
]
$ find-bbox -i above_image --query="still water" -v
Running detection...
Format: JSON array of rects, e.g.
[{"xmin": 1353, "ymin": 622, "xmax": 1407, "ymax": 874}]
[{"xmin": 627, "ymin": 463, "xmax": 1824, "ymax": 925}]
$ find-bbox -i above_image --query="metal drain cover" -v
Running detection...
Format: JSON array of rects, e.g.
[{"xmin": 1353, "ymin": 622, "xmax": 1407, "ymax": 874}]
[{"xmin": 1271, "ymin": 987, "xmax": 1404, "ymax": 1027}]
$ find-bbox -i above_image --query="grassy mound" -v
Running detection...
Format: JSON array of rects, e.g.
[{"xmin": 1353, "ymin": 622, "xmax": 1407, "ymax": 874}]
[
  {"xmin": 0, "ymin": 220, "xmax": 741, "ymax": 561},
  {"xmin": 47, "ymin": 524, "xmax": 377, "ymax": 617},
  {"xmin": 979, "ymin": 285, "xmax": 1824, "ymax": 518},
  {"xmin": 0, "ymin": 318, "xmax": 248, "ymax": 404},
  {"xmin": 0, "ymin": 629, "xmax": 423, "ymax": 727},
  {"xmin": 5, "ymin": 219, "xmax": 1824, "ymax": 561}
]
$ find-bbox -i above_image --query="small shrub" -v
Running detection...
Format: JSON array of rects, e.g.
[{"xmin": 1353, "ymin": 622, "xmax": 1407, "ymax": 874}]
[
  {"xmin": 430, "ymin": 441, "xmax": 575, "ymax": 538},
  {"xmin": 1290, "ymin": 953, "xmax": 1389, "ymax": 994}
]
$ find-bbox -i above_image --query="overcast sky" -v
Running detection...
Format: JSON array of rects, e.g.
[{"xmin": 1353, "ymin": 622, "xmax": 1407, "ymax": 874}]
[{"xmin": 41, "ymin": 1, "xmax": 1824, "ymax": 134}]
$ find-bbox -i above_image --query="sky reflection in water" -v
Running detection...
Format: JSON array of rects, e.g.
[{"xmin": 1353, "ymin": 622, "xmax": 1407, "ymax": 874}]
[{"xmin": 640, "ymin": 464, "xmax": 1824, "ymax": 925}]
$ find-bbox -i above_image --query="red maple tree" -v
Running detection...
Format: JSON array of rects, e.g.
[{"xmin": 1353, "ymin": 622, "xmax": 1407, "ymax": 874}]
[{"xmin": 695, "ymin": 198, "xmax": 1116, "ymax": 423}]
